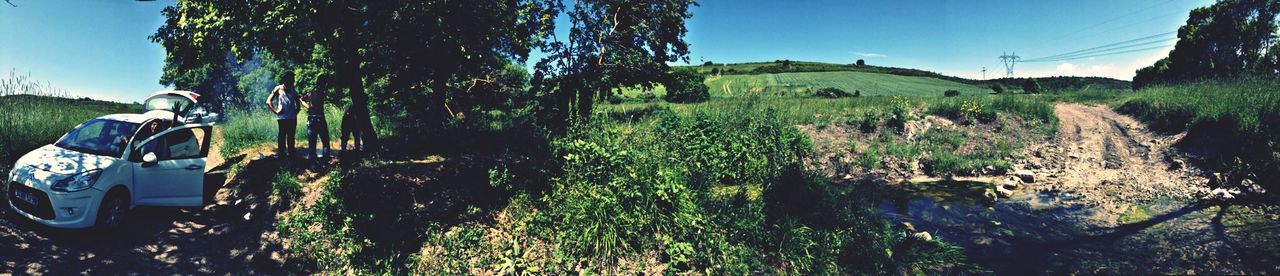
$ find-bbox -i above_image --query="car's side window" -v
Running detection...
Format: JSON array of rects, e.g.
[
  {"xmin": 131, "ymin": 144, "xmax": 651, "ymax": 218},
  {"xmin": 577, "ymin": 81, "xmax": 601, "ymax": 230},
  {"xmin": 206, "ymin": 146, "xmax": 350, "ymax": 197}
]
[
  {"xmin": 136, "ymin": 136, "xmax": 169, "ymax": 161},
  {"xmin": 165, "ymin": 128, "xmax": 201, "ymax": 160}
]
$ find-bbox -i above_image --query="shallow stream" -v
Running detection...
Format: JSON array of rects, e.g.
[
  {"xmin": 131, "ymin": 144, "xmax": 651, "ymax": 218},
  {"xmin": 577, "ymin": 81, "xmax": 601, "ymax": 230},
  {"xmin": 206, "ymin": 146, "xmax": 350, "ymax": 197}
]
[{"xmin": 875, "ymin": 181, "xmax": 1280, "ymax": 274}]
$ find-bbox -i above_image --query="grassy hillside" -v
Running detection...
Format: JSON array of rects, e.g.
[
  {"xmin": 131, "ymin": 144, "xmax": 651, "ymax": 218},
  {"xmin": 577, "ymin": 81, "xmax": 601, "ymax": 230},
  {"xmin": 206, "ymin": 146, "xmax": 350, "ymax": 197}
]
[
  {"xmin": 705, "ymin": 71, "xmax": 988, "ymax": 97},
  {"xmin": 1117, "ymin": 77, "xmax": 1280, "ymax": 190}
]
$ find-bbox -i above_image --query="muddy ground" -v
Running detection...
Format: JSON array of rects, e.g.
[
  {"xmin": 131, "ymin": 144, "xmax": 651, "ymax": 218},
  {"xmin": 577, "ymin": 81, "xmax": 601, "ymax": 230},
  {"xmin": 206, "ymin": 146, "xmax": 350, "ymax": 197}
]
[{"xmin": 807, "ymin": 103, "xmax": 1280, "ymax": 274}]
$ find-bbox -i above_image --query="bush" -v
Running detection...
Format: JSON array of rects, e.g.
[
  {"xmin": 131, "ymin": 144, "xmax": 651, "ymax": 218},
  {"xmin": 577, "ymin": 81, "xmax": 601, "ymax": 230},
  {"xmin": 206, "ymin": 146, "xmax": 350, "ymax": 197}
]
[
  {"xmin": 856, "ymin": 59, "xmax": 866, "ymax": 66},
  {"xmin": 1022, "ymin": 78, "xmax": 1043, "ymax": 94},
  {"xmin": 663, "ymin": 69, "xmax": 711, "ymax": 103},
  {"xmin": 814, "ymin": 87, "xmax": 853, "ymax": 98},
  {"xmin": 990, "ymin": 83, "xmax": 1005, "ymax": 94},
  {"xmin": 854, "ymin": 90, "xmax": 861, "ymax": 97},
  {"xmin": 943, "ymin": 90, "xmax": 960, "ymax": 97}
]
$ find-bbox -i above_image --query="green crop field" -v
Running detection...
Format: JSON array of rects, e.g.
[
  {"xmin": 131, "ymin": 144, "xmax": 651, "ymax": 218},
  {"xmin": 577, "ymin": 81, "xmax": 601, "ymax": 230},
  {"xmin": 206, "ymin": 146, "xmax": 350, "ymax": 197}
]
[{"xmin": 704, "ymin": 71, "xmax": 988, "ymax": 97}]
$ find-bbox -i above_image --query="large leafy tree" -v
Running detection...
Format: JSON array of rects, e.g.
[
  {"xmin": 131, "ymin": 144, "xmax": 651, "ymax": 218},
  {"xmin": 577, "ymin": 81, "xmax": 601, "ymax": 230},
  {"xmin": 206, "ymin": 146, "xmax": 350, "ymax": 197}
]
[
  {"xmin": 152, "ymin": 0, "xmax": 560, "ymax": 148},
  {"xmin": 1134, "ymin": 0, "xmax": 1280, "ymax": 89},
  {"xmin": 532, "ymin": 0, "xmax": 697, "ymax": 123}
]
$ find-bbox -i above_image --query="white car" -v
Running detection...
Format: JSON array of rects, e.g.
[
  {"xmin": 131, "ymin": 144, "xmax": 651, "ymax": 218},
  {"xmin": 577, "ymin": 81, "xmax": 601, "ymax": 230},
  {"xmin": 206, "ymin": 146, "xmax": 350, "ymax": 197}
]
[{"xmin": 7, "ymin": 91, "xmax": 213, "ymax": 230}]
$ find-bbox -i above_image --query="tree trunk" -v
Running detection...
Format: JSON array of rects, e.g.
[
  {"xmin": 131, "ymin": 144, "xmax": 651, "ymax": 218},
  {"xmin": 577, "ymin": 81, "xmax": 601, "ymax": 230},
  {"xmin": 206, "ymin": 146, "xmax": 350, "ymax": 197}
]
[{"xmin": 332, "ymin": 2, "xmax": 379, "ymax": 153}]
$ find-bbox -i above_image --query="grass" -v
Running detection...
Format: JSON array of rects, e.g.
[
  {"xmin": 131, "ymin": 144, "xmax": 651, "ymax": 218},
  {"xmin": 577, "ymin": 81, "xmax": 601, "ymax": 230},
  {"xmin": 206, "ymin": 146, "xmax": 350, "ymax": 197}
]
[
  {"xmin": 219, "ymin": 105, "xmax": 347, "ymax": 156},
  {"xmin": 0, "ymin": 95, "xmax": 138, "ymax": 171},
  {"xmin": 704, "ymin": 71, "xmax": 988, "ymax": 97},
  {"xmin": 1117, "ymin": 76, "xmax": 1280, "ymax": 191}
]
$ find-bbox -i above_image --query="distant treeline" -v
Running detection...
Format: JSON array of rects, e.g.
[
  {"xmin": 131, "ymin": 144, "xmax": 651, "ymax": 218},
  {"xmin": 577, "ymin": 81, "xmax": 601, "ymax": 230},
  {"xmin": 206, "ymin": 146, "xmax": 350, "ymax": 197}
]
[
  {"xmin": 691, "ymin": 60, "xmax": 1130, "ymax": 92},
  {"xmin": 1133, "ymin": 0, "xmax": 1280, "ymax": 89},
  {"xmin": 988, "ymin": 76, "xmax": 1130, "ymax": 91}
]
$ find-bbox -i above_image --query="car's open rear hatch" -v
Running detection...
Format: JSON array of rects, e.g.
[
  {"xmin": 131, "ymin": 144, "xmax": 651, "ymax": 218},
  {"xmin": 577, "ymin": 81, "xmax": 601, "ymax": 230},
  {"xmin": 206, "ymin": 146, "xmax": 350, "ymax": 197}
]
[{"xmin": 142, "ymin": 91, "xmax": 200, "ymax": 122}]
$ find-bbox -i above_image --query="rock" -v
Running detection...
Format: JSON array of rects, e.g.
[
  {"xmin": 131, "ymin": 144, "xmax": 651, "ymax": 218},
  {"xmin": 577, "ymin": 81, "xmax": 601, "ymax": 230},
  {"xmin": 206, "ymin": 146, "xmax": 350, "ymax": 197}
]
[
  {"xmin": 1002, "ymin": 179, "xmax": 1020, "ymax": 190},
  {"xmin": 982, "ymin": 189, "xmax": 999, "ymax": 205},
  {"xmin": 1012, "ymin": 170, "xmax": 1035, "ymax": 183},
  {"xmin": 1208, "ymin": 172, "xmax": 1226, "ymax": 188},
  {"xmin": 995, "ymin": 186, "xmax": 1014, "ymax": 198},
  {"xmin": 912, "ymin": 231, "xmax": 933, "ymax": 241},
  {"xmin": 899, "ymin": 222, "xmax": 917, "ymax": 232},
  {"xmin": 1170, "ymin": 159, "xmax": 1186, "ymax": 171},
  {"xmin": 1209, "ymin": 187, "xmax": 1241, "ymax": 200}
]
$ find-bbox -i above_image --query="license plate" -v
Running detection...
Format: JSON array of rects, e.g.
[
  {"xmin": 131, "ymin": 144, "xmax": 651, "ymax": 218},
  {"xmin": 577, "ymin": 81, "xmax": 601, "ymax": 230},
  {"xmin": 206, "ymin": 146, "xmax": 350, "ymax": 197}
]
[{"xmin": 13, "ymin": 189, "xmax": 37, "ymax": 206}]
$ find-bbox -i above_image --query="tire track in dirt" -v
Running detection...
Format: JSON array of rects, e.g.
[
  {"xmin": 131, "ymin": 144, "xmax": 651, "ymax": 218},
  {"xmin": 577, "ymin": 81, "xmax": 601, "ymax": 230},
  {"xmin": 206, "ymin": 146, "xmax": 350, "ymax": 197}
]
[{"xmin": 1020, "ymin": 104, "xmax": 1208, "ymax": 222}]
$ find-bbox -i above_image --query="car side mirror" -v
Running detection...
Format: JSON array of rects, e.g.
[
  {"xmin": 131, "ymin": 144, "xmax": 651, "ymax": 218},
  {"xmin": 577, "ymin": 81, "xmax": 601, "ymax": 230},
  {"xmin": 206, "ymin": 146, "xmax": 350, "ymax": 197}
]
[{"xmin": 142, "ymin": 152, "xmax": 158, "ymax": 167}]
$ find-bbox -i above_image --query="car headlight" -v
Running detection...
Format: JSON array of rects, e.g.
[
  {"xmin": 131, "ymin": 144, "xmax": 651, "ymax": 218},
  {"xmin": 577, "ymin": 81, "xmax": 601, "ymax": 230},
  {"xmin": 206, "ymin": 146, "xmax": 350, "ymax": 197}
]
[{"xmin": 51, "ymin": 169, "xmax": 102, "ymax": 192}]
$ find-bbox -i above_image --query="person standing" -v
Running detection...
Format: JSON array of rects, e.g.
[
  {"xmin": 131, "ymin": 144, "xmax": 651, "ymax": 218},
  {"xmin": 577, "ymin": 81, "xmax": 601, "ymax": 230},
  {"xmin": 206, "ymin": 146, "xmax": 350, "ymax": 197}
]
[
  {"xmin": 302, "ymin": 75, "xmax": 333, "ymax": 159},
  {"xmin": 340, "ymin": 91, "xmax": 368, "ymax": 152},
  {"xmin": 266, "ymin": 71, "xmax": 300, "ymax": 158}
]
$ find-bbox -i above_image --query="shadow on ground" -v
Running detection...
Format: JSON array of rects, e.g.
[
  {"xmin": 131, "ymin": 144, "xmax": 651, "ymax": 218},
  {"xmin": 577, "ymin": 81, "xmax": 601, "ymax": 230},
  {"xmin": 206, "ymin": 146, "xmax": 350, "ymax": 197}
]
[{"xmin": 0, "ymin": 153, "xmax": 300, "ymax": 274}]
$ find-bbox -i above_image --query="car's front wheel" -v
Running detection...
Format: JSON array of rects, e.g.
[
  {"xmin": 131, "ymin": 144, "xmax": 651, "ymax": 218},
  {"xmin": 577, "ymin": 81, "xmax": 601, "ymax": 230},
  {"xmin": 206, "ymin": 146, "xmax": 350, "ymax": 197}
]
[{"xmin": 95, "ymin": 190, "xmax": 128, "ymax": 232}]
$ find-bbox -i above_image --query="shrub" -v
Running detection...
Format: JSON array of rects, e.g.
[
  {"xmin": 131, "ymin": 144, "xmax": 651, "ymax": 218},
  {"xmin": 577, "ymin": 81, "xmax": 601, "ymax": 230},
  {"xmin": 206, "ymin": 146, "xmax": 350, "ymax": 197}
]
[
  {"xmin": 1022, "ymin": 78, "xmax": 1043, "ymax": 94},
  {"xmin": 663, "ymin": 69, "xmax": 711, "ymax": 103},
  {"xmin": 990, "ymin": 83, "xmax": 1005, "ymax": 94},
  {"xmin": 814, "ymin": 87, "xmax": 853, "ymax": 98},
  {"xmin": 854, "ymin": 90, "xmax": 861, "ymax": 97},
  {"xmin": 943, "ymin": 90, "xmax": 960, "ymax": 97},
  {"xmin": 856, "ymin": 59, "xmax": 866, "ymax": 66}
]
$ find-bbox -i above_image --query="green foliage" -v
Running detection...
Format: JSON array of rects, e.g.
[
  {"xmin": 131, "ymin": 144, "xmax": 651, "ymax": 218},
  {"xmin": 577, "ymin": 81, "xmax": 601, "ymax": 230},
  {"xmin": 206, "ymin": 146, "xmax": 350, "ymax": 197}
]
[
  {"xmin": 1132, "ymin": 0, "xmax": 1280, "ymax": 89},
  {"xmin": 856, "ymin": 59, "xmax": 866, "ymax": 66},
  {"xmin": 1119, "ymin": 77, "xmax": 1280, "ymax": 192},
  {"xmin": 943, "ymin": 89, "xmax": 960, "ymax": 97},
  {"xmin": 704, "ymin": 71, "xmax": 986, "ymax": 97},
  {"xmin": 663, "ymin": 69, "xmax": 711, "ymax": 103},
  {"xmin": 541, "ymin": 110, "xmax": 968, "ymax": 273},
  {"xmin": 991, "ymin": 83, "xmax": 1005, "ymax": 94},
  {"xmin": 0, "ymin": 95, "xmax": 137, "ymax": 174},
  {"xmin": 815, "ymin": 87, "xmax": 853, "ymax": 98},
  {"xmin": 1022, "ymin": 78, "xmax": 1043, "ymax": 94},
  {"xmin": 532, "ymin": 0, "xmax": 697, "ymax": 120}
]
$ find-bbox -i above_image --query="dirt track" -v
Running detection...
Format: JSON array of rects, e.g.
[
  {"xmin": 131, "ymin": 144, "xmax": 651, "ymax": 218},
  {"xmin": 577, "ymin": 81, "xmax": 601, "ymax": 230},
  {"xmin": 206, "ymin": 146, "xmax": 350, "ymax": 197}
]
[
  {"xmin": 0, "ymin": 140, "xmax": 292, "ymax": 274},
  {"xmin": 1019, "ymin": 104, "xmax": 1208, "ymax": 223}
]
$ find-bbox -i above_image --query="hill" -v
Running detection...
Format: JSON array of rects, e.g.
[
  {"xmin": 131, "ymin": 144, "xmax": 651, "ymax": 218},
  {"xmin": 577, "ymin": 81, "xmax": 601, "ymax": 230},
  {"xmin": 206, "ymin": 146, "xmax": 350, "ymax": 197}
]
[
  {"xmin": 705, "ymin": 71, "xmax": 988, "ymax": 97},
  {"xmin": 685, "ymin": 61, "xmax": 1131, "ymax": 94}
]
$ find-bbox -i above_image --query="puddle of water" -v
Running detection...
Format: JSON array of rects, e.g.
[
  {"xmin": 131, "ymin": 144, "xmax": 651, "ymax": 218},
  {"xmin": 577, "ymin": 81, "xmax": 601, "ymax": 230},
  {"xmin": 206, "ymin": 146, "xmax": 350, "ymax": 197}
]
[{"xmin": 872, "ymin": 180, "xmax": 1280, "ymax": 274}]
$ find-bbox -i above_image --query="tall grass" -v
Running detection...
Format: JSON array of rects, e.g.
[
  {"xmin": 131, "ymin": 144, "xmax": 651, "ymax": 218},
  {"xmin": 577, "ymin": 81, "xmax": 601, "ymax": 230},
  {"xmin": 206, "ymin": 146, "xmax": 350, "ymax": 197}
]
[
  {"xmin": 0, "ymin": 69, "xmax": 72, "ymax": 98},
  {"xmin": 0, "ymin": 95, "xmax": 137, "ymax": 170},
  {"xmin": 219, "ymin": 105, "xmax": 346, "ymax": 156},
  {"xmin": 1118, "ymin": 77, "xmax": 1280, "ymax": 190}
]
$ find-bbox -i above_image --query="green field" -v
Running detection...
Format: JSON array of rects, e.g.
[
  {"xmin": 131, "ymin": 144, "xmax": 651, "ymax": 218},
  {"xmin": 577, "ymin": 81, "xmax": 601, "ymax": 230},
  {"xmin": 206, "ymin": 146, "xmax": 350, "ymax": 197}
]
[
  {"xmin": 704, "ymin": 71, "xmax": 988, "ymax": 97},
  {"xmin": 0, "ymin": 95, "xmax": 138, "ymax": 170}
]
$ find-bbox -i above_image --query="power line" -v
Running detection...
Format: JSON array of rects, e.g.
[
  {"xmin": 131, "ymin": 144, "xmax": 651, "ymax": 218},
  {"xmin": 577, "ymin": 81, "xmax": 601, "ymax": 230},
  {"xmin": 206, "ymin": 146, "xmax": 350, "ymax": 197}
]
[
  {"xmin": 1026, "ymin": 31, "xmax": 1175, "ymax": 62},
  {"xmin": 1037, "ymin": 0, "xmax": 1178, "ymax": 48},
  {"xmin": 999, "ymin": 52, "xmax": 1021, "ymax": 77},
  {"xmin": 1025, "ymin": 37, "xmax": 1176, "ymax": 62},
  {"xmin": 1026, "ymin": 45, "xmax": 1173, "ymax": 62}
]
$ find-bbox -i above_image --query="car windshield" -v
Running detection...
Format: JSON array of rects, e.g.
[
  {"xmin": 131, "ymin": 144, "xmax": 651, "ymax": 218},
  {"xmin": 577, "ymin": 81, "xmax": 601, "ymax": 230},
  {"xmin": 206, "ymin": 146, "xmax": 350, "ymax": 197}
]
[{"xmin": 55, "ymin": 118, "xmax": 140, "ymax": 157}]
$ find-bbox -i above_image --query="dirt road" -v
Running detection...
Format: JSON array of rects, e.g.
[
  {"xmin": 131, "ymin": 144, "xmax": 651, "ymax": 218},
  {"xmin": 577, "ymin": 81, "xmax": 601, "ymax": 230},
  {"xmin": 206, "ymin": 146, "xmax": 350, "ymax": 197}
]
[
  {"xmin": 0, "ymin": 144, "xmax": 292, "ymax": 274},
  {"xmin": 1019, "ymin": 103, "xmax": 1208, "ymax": 224}
]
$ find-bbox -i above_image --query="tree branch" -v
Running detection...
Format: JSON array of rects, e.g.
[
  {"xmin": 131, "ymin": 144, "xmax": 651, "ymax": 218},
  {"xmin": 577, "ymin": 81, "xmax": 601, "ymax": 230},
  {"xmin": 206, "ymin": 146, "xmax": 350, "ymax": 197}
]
[{"xmin": 5, "ymin": 0, "xmax": 17, "ymax": 7}]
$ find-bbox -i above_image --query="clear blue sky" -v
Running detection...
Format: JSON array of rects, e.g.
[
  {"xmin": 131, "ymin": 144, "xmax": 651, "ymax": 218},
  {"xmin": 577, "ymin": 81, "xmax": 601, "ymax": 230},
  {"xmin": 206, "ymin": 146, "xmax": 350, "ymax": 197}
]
[{"xmin": 1, "ymin": 0, "xmax": 1213, "ymax": 102}]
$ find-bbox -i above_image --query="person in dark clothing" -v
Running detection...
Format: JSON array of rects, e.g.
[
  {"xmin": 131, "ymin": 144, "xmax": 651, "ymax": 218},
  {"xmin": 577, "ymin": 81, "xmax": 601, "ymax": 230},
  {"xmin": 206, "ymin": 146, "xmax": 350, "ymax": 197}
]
[
  {"xmin": 340, "ymin": 91, "xmax": 369, "ymax": 152},
  {"xmin": 266, "ymin": 71, "xmax": 300, "ymax": 158},
  {"xmin": 303, "ymin": 75, "xmax": 332, "ymax": 159}
]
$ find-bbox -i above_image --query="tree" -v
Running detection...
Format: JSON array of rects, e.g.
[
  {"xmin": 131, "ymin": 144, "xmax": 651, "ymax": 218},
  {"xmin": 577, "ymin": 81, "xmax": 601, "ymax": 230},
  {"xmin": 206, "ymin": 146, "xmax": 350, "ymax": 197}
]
[
  {"xmin": 531, "ymin": 0, "xmax": 697, "ymax": 123},
  {"xmin": 1022, "ymin": 78, "xmax": 1043, "ymax": 94},
  {"xmin": 1133, "ymin": 0, "xmax": 1280, "ymax": 89},
  {"xmin": 663, "ymin": 69, "xmax": 710, "ymax": 103},
  {"xmin": 153, "ymin": 1, "xmax": 560, "ymax": 148},
  {"xmin": 702, "ymin": 61, "xmax": 714, "ymax": 66},
  {"xmin": 856, "ymin": 59, "xmax": 866, "ymax": 66},
  {"xmin": 990, "ymin": 83, "xmax": 1005, "ymax": 94}
]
